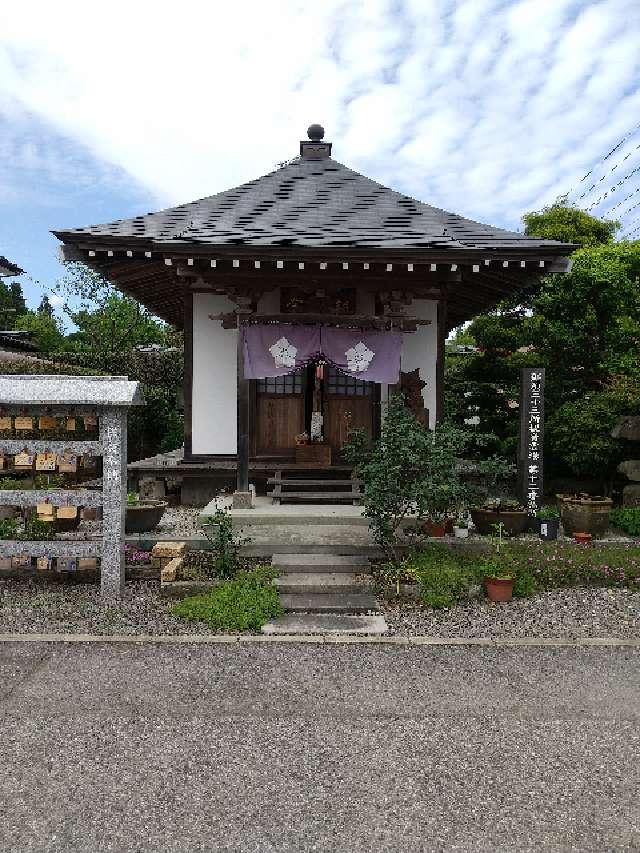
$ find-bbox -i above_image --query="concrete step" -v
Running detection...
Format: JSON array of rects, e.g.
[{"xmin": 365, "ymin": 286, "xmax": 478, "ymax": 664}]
[
  {"xmin": 262, "ymin": 613, "xmax": 388, "ymax": 636},
  {"xmin": 279, "ymin": 592, "xmax": 378, "ymax": 613},
  {"xmin": 274, "ymin": 572, "xmax": 370, "ymax": 594},
  {"xmin": 269, "ymin": 491, "xmax": 360, "ymax": 502},
  {"xmin": 272, "ymin": 553, "xmax": 370, "ymax": 573},
  {"xmin": 266, "ymin": 478, "xmax": 361, "ymax": 486}
]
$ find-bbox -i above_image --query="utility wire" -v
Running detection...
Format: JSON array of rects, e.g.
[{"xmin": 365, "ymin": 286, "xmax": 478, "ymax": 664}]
[
  {"xmin": 566, "ymin": 121, "xmax": 640, "ymax": 198},
  {"xmin": 577, "ymin": 141, "xmax": 640, "ymax": 200}
]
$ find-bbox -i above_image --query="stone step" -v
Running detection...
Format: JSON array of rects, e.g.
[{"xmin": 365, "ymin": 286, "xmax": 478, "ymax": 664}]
[
  {"xmin": 262, "ymin": 613, "xmax": 388, "ymax": 636},
  {"xmin": 274, "ymin": 572, "xmax": 370, "ymax": 594},
  {"xmin": 272, "ymin": 553, "xmax": 370, "ymax": 573},
  {"xmin": 279, "ymin": 592, "xmax": 378, "ymax": 613},
  {"xmin": 268, "ymin": 491, "xmax": 360, "ymax": 502}
]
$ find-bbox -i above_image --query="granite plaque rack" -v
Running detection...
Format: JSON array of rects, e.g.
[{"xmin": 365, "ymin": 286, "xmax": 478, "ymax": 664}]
[{"xmin": 0, "ymin": 376, "xmax": 142, "ymax": 597}]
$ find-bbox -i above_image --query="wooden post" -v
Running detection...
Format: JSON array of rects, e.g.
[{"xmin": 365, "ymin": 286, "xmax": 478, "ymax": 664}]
[
  {"xmin": 234, "ymin": 315, "xmax": 251, "ymax": 506},
  {"xmin": 435, "ymin": 292, "xmax": 448, "ymax": 424}
]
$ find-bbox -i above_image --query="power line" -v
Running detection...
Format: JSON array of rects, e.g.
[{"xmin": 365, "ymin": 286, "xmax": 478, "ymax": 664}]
[
  {"xmin": 586, "ymin": 163, "xmax": 640, "ymax": 210},
  {"xmin": 577, "ymin": 141, "xmax": 640, "ymax": 200},
  {"xmin": 566, "ymin": 121, "xmax": 640, "ymax": 198}
]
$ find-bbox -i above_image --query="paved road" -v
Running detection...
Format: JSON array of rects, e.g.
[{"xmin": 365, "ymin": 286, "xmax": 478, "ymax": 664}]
[{"xmin": 1, "ymin": 642, "xmax": 639, "ymax": 853}]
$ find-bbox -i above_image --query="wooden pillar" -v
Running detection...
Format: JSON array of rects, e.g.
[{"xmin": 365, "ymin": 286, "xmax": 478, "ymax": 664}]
[{"xmin": 234, "ymin": 315, "xmax": 251, "ymax": 505}]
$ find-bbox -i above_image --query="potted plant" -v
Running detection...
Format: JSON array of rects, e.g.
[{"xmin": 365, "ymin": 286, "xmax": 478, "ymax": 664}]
[
  {"xmin": 471, "ymin": 497, "xmax": 528, "ymax": 537},
  {"xmin": 537, "ymin": 505, "xmax": 560, "ymax": 541},
  {"xmin": 453, "ymin": 519, "xmax": 469, "ymax": 539},
  {"xmin": 423, "ymin": 514, "xmax": 449, "ymax": 537},
  {"xmin": 481, "ymin": 523, "xmax": 514, "ymax": 602},
  {"xmin": 557, "ymin": 493, "xmax": 612, "ymax": 538},
  {"xmin": 573, "ymin": 531, "xmax": 593, "ymax": 544},
  {"xmin": 125, "ymin": 491, "xmax": 168, "ymax": 534}
]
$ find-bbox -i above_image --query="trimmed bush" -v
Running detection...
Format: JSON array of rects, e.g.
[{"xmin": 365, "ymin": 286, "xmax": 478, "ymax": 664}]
[
  {"xmin": 610, "ymin": 507, "xmax": 640, "ymax": 537},
  {"xmin": 172, "ymin": 568, "xmax": 282, "ymax": 631}
]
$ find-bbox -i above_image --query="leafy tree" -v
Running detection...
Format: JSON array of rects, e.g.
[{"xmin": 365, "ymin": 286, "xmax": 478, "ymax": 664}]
[
  {"xmin": 523, "ymin": 200, "xmax": 620, "ymax": 247},
  {"xmin": 37, "ymin": 295, "xmax": 54, "ymax": 317},
  {"xmin": 447, "ymin": 202, "xmax": 640, "ymax": 489},
  {"xmin": 14, "ymin": 310, "xmax": 64, "ymax": 352},
  {"xmin": 0, "ymin": 280, "xmax": 27, "ymax": 329}
]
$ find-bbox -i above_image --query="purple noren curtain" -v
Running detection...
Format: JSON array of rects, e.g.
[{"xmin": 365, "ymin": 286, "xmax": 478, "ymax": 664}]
[{"xmin": 242, "ymin": 324, "xmax": 402, "ymax": 383}]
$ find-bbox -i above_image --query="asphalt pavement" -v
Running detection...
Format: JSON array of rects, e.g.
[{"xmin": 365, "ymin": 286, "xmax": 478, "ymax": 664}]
[{"xmin": 1, "ymin": 641, "xmax": 639, "ymax": 852}]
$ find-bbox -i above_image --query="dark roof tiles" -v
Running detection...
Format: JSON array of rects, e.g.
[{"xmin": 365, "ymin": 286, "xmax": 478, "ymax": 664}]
[{"xmin": 56, "ymin": 156, "xmax": 567, "ymax": 252}]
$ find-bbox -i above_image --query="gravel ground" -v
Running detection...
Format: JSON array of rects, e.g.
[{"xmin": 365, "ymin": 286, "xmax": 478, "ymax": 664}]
[
  {"xmin": 1, "ymin": 578, "xmax": 640, "ymax": 638},
  {"xmin": 0, "ymin": 579, "xmax": 229, "ymax": 635},
  {"xmin": 381, "ymin": 587, "xmax": 640, "ymax": 638},
  {"xmin": 156, "ymin": 506, "xmax": 204, "ymax": 537},
  {"xmin": 1, "ymin": 642, "xmax": 639, "ymax": 852}
]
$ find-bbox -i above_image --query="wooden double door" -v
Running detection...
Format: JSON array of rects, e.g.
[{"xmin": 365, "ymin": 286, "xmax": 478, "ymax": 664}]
[{"xmin": 255, "ymin": 365, "xmax": 377, "ymax": 457}]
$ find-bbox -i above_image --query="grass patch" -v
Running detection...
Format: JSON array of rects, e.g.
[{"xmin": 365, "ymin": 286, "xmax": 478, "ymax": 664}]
[{"xmin": 172, "ymin": 567, "xmax": 282, "ymax": 631}]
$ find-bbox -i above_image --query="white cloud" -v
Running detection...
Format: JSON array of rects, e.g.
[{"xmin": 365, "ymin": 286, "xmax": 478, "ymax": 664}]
[{"xmin": 0, "ymin": 0, "xmax": 639, "ymax": 233}]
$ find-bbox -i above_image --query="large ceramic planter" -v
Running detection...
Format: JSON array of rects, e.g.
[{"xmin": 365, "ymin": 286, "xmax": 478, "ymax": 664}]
[
  {"xmin": 125, "ymin": 500, "xmax": 168, "ymax": 534},
  {"xmin": 558, "ymin": 495, "xmax": 612, "ymax": 537},
  {"xmin": 471, "ymin": 509, "xmax": 528, "ymax": 537},
  {"xmin": 484, "ymin": 575, "xmax": 514, "ymax": 602}
]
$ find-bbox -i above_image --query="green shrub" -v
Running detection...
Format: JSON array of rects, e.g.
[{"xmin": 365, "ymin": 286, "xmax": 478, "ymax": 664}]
[
  {"xmin": 172, "ymin": 568, "xmax": 282, "ymax": 631},
  {"xmin": 0, "ymin": 518, "xmax": 18, "ymax": 539},
  {"xmin": 20, "ymin": 515, "xmax": 56, "ymax": 541},
  {"xmin": 610, "ymin": 507, "xmax": 640, "ymax": 537},
  {"xmin": 201, "ymin": 506, "xmax": 248, "ymax": 579}
]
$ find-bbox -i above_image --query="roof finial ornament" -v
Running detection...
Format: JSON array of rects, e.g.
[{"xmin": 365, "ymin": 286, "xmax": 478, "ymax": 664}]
[{"xmin": 307, "ymin": 123, "xmax": 325, "ymax": 142}]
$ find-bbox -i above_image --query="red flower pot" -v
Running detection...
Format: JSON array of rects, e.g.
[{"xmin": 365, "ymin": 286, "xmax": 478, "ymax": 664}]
[
  {"xmin": 573, "ymin": 531, "xmax": 593, "ymax": 545},
  {"xmin": 423, "ymin": 520, "xmax": 448, "ymax": 537},
  {"xmin": 484, "ymin": 576, "xmax": 514, "ymax": 602}
]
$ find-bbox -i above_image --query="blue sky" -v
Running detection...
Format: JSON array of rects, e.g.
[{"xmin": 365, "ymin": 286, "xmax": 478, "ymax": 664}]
[{"xmin": 1, "ymin": 0, "xmax": 640, "ymax": 315}]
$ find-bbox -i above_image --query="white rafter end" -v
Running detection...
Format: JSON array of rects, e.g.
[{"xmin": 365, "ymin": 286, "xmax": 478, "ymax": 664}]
[
  {"xmin": 298, "ymin": 262, "xmax": 304, "ymax": 270},
  {"xmin": 164, "ymin": 258, "xmax": 172, "ymax": 266},
  {"xmin": 126, "ymin": 250, "xmax": 133, "ymax": 258},
  {"xmin": 472, "ymin": 264, "xmax": 480, "ymax": 273},
  {"xmin": 276, "ymin": 260, "xmax": 284, "ymax": 269},
  {"xmin": 233, "ymin": 259, "xmax": 240, "ymax": 268},
  {"xmin": 484, "ymin": 259, "xmax": 490, "ymax": 266},
  {"xmin": 342, "ymin": 262, "xmax": 349, "ymax": 270},
  {"xmin": 210, "ymin": 260, "xmax": 217, "ymax": 268},
  {"xmin": 386, "ymin": 263, "xmax": 393, "ymax": 272},
  {"xmin": 520, "ymin": 260, "xmax": 526, "ymax": 268},
  {"xmin": 107, "ymin": 250, "xmax": 114, "ymax": 257},
  {"xmin": 145, "ymin": 251, "xmax": 152, "ymax": 258},
  {"xmin": 363, "ymin": 262, "xmax": 370, "ymax": 270},
  {"xmin": 88, "ymin": 250, "xmax": 96, "ymax": 258},
  {"xmin": 450, "ymin": 263, "xmax": 457, "ymax": 272},
  {"xmin": 539, "ymin": 260, "xmax": 545, "ymax": 267},
  {"xmin": 407, "ymin": 263, "xmax": 413, "ymax": 272},
  {"xmin": 187, "ymin": 258, "xmax": 194, "ymax": 266},
  {"xmin": 320, "ymin": 262, "xmax": 327, "ymax": 270},
  {"xmin": 502, "ymin": 260, "xmax": 509, "ymax": 268},
  {"xmin": 430, "ymin": 263, "xmax": 437, "ymax": 272},
  {"xmin": 254, "ymin": 260, "xmax": 261, "ymax": 269}
]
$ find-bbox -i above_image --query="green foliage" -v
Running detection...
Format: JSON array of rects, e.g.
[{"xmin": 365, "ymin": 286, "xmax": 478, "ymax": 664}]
[
  {"xmin": 127, "ymin": 492, "xmax": 140, "ymax": 505},
  {"xmin": 447, "ymin": 225, "xmax": 640, "ymax": 486},
  {"xmin": 0, "ymin": 518, "xmax": 18, "ymax": 539},
  {"xmin": 523, "ymin": 201, "xmax": 619, "ymax": 247},
  {"xmin": 172, "ymin": 568, "xmax": 282, "ymax": 631},
  {"xmin": 33, "ymin": 473, "xmax": 65, "ymax": 489},
  {"xmin": 0, "ymin": 280, "xmax": 27, "ymax": 329},
  {"xmin": 537, "ymin": 505, "xmax": 560, "ymax": 521},
  {"xmin": 344, "ymin": 395, "xmax": 510, "ymax": 557},
  {"xmin": 64, "ymin": 293, "xmax": 168, "ymax": 356},
  {"xmin": 610, "ymin": 508, "xmax": 640, "ymax": 537},
  {"xmin": 201, "ymin": 506, "xmax": 248, "ymax": 579},
  {"xmin": 0, "ymin": 478, "xmax": 24, "ymax": 489},
  {"xmin": 20, "ymin": 515, "xmax": 56, "ymax": 541},
  {"xmin": 14, "ymin": 310, "xmax": 64, "ymax": 352}
]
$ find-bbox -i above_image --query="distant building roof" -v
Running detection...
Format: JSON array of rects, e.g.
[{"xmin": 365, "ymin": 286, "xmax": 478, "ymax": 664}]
[
  {"xmin": 0, "ymin": 330, "xmax": 37, "ymax": 353},
  {"xmin": 0, "ymin": 255, "xmax": 23, "ymax": 277}
]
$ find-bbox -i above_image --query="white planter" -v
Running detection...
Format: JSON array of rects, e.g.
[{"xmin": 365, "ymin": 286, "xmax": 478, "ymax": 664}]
[{"xmin": 453, "ymin": 526, "xmax": 469, "ymax": 539}]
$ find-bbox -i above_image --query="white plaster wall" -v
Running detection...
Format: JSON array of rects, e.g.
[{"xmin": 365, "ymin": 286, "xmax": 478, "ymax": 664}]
[
  {"xmin": 400, "ymin": 299, "xmax": 439, "ymax": 428},
  {"xmin": 192, "ymin": 293, "xmax": 238, "ymax": 455}
]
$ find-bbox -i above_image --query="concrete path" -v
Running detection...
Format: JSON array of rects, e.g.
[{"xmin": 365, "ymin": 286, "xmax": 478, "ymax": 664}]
[{"xmin": 1, "ymin": 642, "xmax": 639, "ymax": 852}]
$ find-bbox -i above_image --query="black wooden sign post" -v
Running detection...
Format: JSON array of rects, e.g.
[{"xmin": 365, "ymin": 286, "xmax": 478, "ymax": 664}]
[{"xmin": 519, "ymin": 368, "xmax": 545, "ymax": 518}]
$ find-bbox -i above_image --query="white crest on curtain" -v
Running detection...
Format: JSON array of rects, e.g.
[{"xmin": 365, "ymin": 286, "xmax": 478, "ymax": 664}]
[
  {"xmin": 269, "ymin": 336, "xmax": 298, "ymax": 368},
  {"xmin": 345, "ymin": 341, "xmax": 375, "ymax": 373}
]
